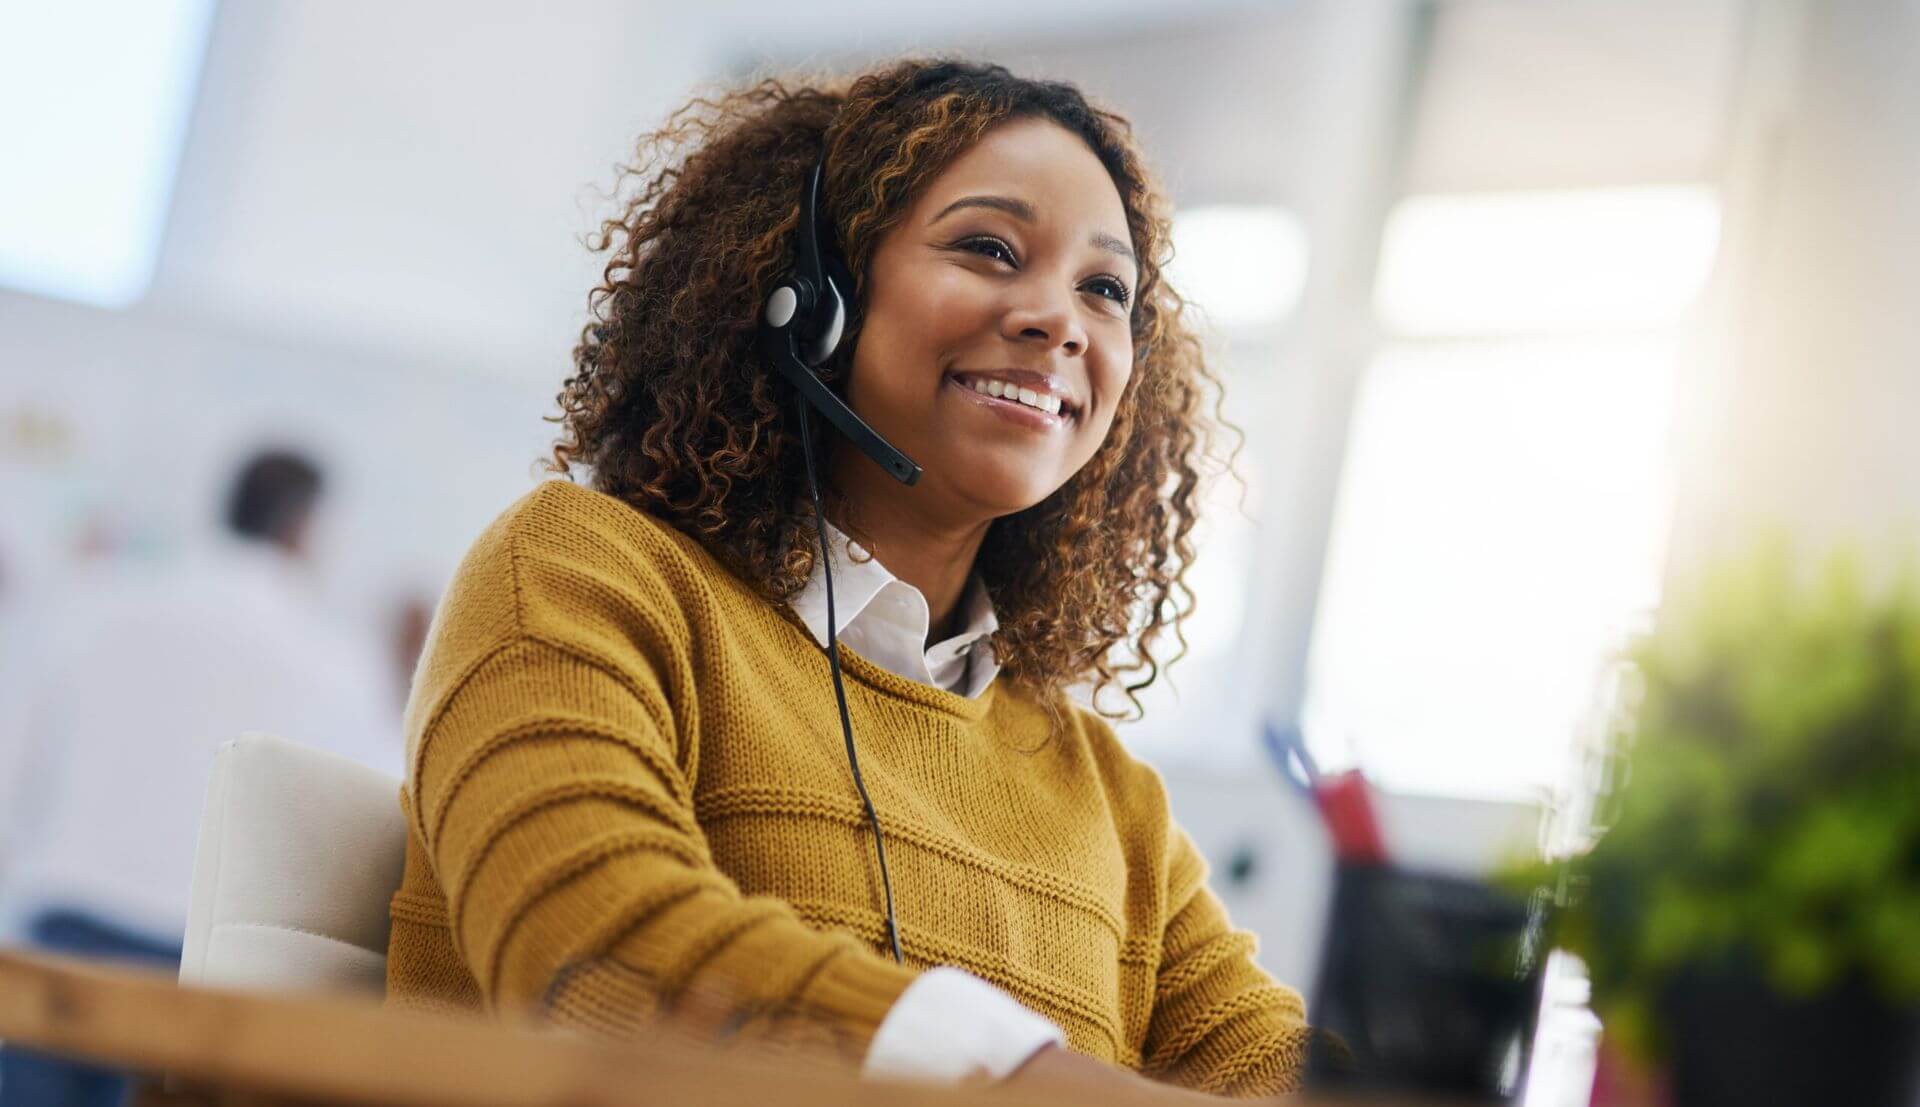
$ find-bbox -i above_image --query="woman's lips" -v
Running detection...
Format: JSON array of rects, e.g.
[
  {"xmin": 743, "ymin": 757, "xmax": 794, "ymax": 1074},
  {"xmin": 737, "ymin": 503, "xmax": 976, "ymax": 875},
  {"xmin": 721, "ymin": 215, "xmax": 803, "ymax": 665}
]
[
  {"xmin": 947, "ymin": 369, "xmax": 1077, "ymax": 416},
  {"xmin": 945, "ymin": 373, "xmax": 1071, "ymax": 430}
]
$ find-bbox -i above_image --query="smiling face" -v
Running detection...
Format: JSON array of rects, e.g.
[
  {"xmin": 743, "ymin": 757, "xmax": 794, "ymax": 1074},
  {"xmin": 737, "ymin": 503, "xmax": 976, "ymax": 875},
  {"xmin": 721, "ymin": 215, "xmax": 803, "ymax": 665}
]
[{"xmin": 836, "ymin": 115, "xmax": 1138, "ymax": 524}]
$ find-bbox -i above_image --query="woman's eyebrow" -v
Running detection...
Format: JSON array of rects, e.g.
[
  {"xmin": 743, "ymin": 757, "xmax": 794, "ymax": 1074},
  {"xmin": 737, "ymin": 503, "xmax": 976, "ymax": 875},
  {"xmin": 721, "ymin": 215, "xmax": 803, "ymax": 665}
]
[
  {"xmin": 932, "ymin": 194, "xmax": 1036, "ymax": 224},
  {"xmin": 1090, "ymin": 230, "xmax": 1137, "ymax": 267},
  {"xmin": 932, "ymin": 194, "xmax": 1136, "ymax": 265}
]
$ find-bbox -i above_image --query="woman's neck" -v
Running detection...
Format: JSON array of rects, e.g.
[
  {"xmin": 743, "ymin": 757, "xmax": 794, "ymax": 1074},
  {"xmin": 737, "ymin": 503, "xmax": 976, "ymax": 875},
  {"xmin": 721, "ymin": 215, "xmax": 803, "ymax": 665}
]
[{"xmin": 829, "ymin": 462, "xmax": 990, "ymax": 647}]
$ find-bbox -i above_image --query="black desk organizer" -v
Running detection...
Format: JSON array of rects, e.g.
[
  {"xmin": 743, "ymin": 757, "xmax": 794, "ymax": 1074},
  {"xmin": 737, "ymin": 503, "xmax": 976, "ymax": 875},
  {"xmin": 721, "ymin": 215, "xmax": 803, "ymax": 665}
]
[{"xmin": 1306, "ymin": 862, "xmax": 1549, "ymax": 1103}]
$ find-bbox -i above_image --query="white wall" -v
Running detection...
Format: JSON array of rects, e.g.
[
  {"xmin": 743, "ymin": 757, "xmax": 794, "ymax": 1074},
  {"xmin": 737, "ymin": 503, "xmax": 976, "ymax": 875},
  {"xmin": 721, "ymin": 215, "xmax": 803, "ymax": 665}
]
[
  {"xmin": 1669, "ymin": 0, "xmax": 1920, "ymax": 572},
  {"xmin": 0, "ymin": 287, "xmax": 552, "ymax": 640}
]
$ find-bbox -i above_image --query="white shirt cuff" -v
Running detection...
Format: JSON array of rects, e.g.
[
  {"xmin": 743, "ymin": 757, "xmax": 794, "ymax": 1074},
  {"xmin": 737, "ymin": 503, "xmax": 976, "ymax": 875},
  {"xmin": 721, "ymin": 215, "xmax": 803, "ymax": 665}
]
[{"xmin": 860, "ymin": 966, "xmax": 1066, "ymax": 1084}]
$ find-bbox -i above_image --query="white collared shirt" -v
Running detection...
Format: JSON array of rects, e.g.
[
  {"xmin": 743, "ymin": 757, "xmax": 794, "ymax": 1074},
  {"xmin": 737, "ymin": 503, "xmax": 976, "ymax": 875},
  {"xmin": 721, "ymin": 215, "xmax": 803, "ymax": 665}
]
[
  {"xmin": 785, "ymin": 522, "xmax": 1065, "ymax": 1083},
  {"xmin": 787, "ymin": 523, "xmax": 1001, "ymax": 699}
]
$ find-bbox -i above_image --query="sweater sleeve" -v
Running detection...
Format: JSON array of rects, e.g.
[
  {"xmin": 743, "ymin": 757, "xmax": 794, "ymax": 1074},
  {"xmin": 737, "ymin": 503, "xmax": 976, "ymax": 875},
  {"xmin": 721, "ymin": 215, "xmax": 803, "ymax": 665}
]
[
  {"xmin": 407, "ymin": 515, "xmax": 918, "ymax": 1062},
  {"xmin": 1141, "ymin": 825, "xmax": 1313, "ymax": 1097}
]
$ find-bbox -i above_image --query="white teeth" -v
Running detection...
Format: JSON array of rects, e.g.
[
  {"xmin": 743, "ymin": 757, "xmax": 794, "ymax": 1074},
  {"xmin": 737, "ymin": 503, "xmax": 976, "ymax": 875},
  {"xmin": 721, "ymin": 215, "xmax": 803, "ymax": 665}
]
[{"xmin": 961, "ymin": 376, "xmax": 1066, "ymax": 416}]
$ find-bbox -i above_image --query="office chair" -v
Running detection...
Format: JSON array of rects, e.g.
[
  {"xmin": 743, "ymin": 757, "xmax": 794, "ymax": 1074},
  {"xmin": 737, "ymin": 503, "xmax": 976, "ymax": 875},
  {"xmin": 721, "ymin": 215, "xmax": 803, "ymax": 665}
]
[{"xmin": 179, "ymin": 733, "xmax": 405, "ymax": 995}]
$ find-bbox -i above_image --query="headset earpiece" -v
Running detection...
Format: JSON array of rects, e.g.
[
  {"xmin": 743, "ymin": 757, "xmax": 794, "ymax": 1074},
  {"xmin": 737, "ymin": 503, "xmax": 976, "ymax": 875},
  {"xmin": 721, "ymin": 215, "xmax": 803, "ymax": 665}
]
[
  {"xmin": 758, "ymin": 156, "xmax": 920, "ymax": 487},
  {"xmin": 800, "ymin": 273, "xmax": 846, "ymax": 368}
]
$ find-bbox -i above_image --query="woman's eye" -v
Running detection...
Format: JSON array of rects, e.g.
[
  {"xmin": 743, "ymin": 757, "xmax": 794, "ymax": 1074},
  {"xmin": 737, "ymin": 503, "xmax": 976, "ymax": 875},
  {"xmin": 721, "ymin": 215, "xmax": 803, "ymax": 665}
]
[
  {"xmin": 959, "ymin": 236, "xmax": 1016, "ymax": 265},
  {"xmin": 953, "ymin": 236, "xmax": 1130, "ymax": 308},
  {"xmin": 1086, "ymin": 276, "xmax": 1132, "ymax": 307}
]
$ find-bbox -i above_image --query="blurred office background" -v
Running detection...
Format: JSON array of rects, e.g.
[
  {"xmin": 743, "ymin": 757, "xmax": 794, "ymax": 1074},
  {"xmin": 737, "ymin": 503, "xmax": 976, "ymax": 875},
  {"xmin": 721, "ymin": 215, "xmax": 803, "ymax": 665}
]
[{"xmin": 3, "ymin": 0, "xmax": 1917, "ymax": 1100}]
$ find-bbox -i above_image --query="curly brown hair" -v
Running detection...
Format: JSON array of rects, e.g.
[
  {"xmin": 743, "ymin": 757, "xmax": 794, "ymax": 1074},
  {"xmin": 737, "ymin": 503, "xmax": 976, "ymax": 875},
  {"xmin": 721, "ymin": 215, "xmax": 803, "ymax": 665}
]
[{"xmin": 550, "ymin": 58, "xmax": 1233, "ymax": 720}]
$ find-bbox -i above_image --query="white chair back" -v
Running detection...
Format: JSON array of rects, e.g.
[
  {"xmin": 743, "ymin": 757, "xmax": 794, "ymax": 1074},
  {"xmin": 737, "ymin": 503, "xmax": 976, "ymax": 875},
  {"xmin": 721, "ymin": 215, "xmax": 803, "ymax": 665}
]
[{"xmin": 179, "ymin": 733, "xmax": 405, "ymax": 994}]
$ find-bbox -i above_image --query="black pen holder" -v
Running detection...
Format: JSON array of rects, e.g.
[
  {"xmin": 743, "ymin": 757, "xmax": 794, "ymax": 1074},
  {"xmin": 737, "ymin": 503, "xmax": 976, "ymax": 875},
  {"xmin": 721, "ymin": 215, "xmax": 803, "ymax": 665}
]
[{"xmin": 1305, "ymin": 861, "xmax": 1548, "ymax": 1103}]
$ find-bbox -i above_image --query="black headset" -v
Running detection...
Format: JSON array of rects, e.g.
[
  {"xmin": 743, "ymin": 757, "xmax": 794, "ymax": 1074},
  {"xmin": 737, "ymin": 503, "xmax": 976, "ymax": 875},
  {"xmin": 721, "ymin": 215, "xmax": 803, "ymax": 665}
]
[
  {"xmin": 759, "ymin": 159, "xmax": 921, "ymax": 486},
  {"xmin": 760, "ymin": 155, "xmax": 918, "ymax": 964}
]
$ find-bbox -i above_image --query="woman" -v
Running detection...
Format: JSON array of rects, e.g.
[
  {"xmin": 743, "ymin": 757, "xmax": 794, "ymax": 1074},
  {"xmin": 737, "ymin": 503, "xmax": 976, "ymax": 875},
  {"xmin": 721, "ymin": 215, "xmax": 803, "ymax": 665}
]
[{"xmin": 387, "ymin": 59, "xmax": 1311, "ymax": 1099}]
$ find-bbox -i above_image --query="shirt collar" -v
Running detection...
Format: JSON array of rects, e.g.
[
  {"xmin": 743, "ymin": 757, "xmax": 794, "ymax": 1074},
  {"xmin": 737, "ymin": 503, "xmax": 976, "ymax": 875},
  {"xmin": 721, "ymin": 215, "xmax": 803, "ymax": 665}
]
[{"xmin": 788, "ymin": 521, "xmax": 1000, "ymax": 697}]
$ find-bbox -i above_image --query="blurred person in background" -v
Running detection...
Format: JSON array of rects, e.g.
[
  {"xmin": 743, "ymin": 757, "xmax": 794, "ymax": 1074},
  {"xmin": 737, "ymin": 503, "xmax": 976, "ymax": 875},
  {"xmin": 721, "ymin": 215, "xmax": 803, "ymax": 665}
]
[{"xmin": 0, "ymin": 447, "xmax": 398, "ymax": 1107}]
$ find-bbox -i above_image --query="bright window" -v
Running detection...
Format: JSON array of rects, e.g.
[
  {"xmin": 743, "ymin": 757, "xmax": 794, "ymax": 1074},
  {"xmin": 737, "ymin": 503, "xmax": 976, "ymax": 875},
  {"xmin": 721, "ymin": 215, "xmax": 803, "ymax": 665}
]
[
  {"xmin": 1374, "ymin": 187, "xmax": 1720, "ymax": 336},
  {"xmin": 1167, "ymin": 205, "xmax": 1310, "ymax": 331},
  {"xmin": 0, "ymin": 1, "xmax": 215, "ymax": 308},
  {"xmin": 1302, "ymin": 187, "xmax": 1719, "ymax": 799},
  {"xmin": 1302, "ymin": 339, "xmax": 1677, "ymax": 798}
]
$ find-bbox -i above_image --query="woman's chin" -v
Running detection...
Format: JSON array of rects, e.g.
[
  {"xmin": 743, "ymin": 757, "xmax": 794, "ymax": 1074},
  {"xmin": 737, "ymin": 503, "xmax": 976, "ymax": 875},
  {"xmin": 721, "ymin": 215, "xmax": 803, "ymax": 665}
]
[{"xmin": 933, "ymin": 468, "xmax": 1063, "ymax": 520}]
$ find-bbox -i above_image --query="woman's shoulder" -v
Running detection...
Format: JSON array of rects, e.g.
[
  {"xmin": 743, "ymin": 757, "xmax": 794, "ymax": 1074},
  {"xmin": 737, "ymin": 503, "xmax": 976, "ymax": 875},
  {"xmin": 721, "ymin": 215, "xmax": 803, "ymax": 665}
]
[
  {"xmin": 435, "ymin": 480, "xmax": 732, "ymax": 654},
  {"xmin": 1052, "ymin": 700, "xmax": 1178, "ymax": 827},
  {"xmin": 468, "ymin": 479, "xmax": 740, "ymax": 597},
  {"xmin": 486, "ymin": 478, "xmax": 697, "ymax": 565},
  {"xmin": 403, "ymin": 481, "xmax": 745, "ymax": 774}
]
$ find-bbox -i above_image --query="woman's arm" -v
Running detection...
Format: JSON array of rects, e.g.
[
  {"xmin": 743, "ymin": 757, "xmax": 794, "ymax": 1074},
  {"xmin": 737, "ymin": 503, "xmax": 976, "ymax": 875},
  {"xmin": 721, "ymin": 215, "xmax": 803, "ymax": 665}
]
[
  {"xmin": 406, "ymin": 505, "xmax": 919, "ymax": 1062},
  {"xmin": 1138, "ymin": 825, "xmax": 1314, "ymax": 1098},
  {"xmin": 415, "ymin": 634, "xmax": 918, "ymax": 1057}
]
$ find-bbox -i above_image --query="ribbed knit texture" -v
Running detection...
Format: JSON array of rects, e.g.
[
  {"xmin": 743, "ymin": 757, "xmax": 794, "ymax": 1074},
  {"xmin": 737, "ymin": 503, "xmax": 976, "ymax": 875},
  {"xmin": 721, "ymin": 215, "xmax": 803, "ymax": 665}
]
[{"xmin": 385, "ymin": 479, "xmax": 1310, "ymax": 1096}]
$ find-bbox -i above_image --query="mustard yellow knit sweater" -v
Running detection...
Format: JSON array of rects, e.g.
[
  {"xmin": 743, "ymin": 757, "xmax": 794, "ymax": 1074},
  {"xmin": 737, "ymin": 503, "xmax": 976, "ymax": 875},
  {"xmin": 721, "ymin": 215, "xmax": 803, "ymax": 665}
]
[{"xmin": 385, "ymin": 479, "xmax": 1309, "ymax": 1096}]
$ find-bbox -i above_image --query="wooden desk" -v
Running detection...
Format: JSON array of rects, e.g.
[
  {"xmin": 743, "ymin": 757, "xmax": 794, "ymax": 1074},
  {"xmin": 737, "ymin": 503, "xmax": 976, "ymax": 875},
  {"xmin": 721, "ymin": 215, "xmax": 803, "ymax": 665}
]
[{"xmin": 0, "ymin": 948, "xmax": 1284, "ymax": 1107}]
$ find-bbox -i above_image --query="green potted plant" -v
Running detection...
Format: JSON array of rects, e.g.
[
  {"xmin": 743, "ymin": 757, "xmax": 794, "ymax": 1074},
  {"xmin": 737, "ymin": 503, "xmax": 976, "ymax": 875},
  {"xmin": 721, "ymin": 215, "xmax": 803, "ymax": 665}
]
[{"xmin": 1518, "ymin": 545, "xmax": 1920, "ymax": 1106}]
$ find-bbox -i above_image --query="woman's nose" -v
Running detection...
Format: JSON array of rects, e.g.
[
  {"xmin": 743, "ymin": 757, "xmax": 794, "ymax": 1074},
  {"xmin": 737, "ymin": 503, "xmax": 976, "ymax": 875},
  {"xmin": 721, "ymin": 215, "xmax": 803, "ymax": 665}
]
[{"xmin": 1001, "ymin": 282, "xmax": 1088, "ymax": 357}]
